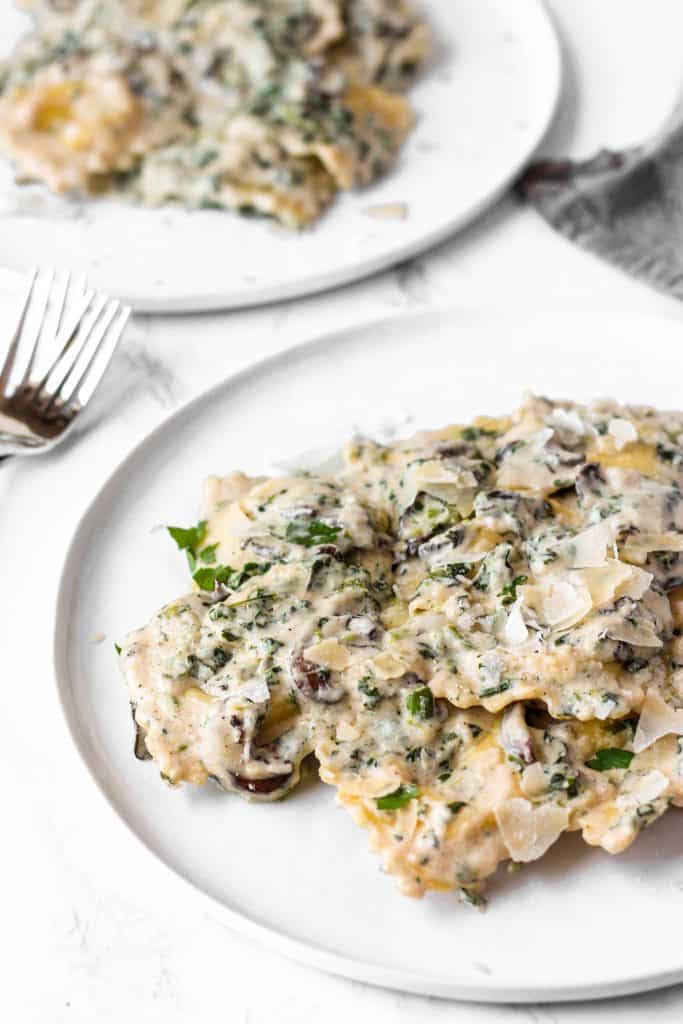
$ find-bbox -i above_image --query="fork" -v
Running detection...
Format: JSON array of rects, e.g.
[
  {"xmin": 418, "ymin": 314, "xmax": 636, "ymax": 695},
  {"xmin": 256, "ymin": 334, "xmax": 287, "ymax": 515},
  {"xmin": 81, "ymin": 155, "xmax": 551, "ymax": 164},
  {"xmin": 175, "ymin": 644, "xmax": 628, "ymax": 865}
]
[{"xmin": 0, "ymin": 268, "xmax": 131, "ymax": 459}]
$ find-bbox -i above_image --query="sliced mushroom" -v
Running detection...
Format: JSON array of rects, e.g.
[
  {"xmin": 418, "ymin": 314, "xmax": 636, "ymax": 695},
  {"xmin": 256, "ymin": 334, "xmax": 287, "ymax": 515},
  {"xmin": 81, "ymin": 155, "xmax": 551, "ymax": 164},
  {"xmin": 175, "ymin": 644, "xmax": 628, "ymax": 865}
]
[
  {"xmin": 345, "ymin": 614, "xmax": 381, "ymax": 645},
  {"xmin": 576, "ymin": 462, "xmax": 607, "ymax": 500},
  {"xmin": 131, "ymin": 707, "xmax": 151, "ymax": 761},
  {"xmin": 500, "ymin": 703, "xmax": 534, "ymax": 764},
  {"xmin": 646, "ymin": 550, "xmax": 683, "ymax": 591},
  {"xmin": 279, "ymin": 505, "xmax": 316, "ymax": 521},
  {"xmin": 228, "ymin": 771, "xmax": 294, "ymax": 796},
  {"xmin": 290, "ymin": 650, "xmax": 346, "ymax": 703}
]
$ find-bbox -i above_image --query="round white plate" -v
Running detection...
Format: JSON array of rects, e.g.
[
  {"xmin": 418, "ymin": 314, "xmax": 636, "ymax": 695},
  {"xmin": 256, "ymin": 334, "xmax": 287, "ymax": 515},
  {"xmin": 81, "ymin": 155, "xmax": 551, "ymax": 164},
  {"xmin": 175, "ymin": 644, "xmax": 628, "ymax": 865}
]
[
  {"xmin": 0, "ymin": 1, "xmax": 560, "ymax": 312},
  {"xmin": 55, "ymin": 308, "xmax": 683, "ymax": 1002}
]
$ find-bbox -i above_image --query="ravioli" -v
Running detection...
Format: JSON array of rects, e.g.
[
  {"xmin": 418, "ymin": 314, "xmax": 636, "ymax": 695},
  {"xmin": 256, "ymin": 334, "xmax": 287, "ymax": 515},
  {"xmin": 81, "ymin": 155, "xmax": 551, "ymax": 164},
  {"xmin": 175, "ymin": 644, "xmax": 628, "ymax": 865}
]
[
  {"xmin": 118, "ymin": 396, "xmax": 683, "ymax": 905},
  {"xmin": 0, "ymin": 0, "xmax": 429, "ymax": 227}
]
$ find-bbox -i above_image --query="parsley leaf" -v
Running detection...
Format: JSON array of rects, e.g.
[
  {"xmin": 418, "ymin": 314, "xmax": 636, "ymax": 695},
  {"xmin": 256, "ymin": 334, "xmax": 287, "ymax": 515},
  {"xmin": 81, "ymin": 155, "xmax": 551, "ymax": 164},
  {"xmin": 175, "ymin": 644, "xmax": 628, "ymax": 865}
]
[
  {"xmin": 199, "ymin": 543, "xmax": 218, "ymax": 565},
  {"xmin": 405, "ymin": 686, "xmax": 434, "ymax": 720},
  {"xmin": 114, "ymin": 642, "xmax": 122, "ymax": 656},
  {"xmin": 586, "ymin": 747, "xmax": 634, "ymax": 771},
  {"xmin": 479, "ymin": 680, "xmax": 511, "ymax": 699},
  {"xmin": 358, "ymin": 678, "xmax": 382, "ymax": 709},
  {"xmin": 285, "ymin": 519, "xmax": 341, "ymax": 547},
  {"xmin": 167, "ymin": 521, "xmax": 207, "ymax": 553},
  {"xmin": 500, "ymin": 575, "xmax": 528, "ymax": 606},
  {"xmin": 376, "ymin": 784, "xmax": 420, "ymax": 811},
  {"xmin": 193, "ymin": 561, "xmax": 270, "ymax": 592},
  {"xmin": 193, "ymin": 567, "xmax": 220, "ymax": 591},
  {"xmin": 168, "ymin": 521, "xmax": 209, "ymax": 572}
]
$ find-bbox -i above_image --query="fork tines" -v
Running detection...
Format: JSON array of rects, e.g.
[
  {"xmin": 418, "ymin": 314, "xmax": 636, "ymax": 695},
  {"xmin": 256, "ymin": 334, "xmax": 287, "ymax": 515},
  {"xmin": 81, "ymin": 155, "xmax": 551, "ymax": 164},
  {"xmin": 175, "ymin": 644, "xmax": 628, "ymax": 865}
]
[{"xmin": 1, "ymin": 267, "xmax": 131, "ymax": 417}]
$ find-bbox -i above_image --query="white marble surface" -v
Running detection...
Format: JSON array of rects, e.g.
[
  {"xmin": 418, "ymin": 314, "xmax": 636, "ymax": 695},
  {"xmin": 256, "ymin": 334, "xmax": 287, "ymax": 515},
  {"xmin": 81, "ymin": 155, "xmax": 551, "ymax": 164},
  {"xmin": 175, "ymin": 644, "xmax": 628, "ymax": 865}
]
[{"xmin": 4, "ymin": 1, "xmax": 683, "ymax": 1020}]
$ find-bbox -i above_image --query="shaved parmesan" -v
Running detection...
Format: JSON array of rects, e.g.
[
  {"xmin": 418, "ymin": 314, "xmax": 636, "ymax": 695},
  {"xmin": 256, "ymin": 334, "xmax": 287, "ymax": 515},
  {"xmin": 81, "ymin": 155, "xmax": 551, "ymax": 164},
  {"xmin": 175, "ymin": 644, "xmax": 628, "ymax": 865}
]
[
  {"xmin": 336, "ymin": 719, "xmax": 361, "ymax": 742},
  {"xmin": 616, "ymin": 769, "xmax": 669, "ymax": 807},
  {"xmin": 236, "ymin": 677, "xmax": 270, "ymax": 703},
  {"xmin": 520, "ymin": 762, "xmax": 548, "ymax": 798},
  {"xmin": 500, "ymin": 600, "xmax": 528, "ymax": 647},
  {"xmin": 619, "ymin": 565, "xmax": 653, "ymax": 601},
  {"xmin": 364, "ymin": 202, "xmax": 408, "ymax": 220},
  {"xmin": 495, "ymin": 798, "xmax": 568, "ymax": 862},
  {"xmin": 633, "ymin": 689, "xmax": 683, "ymax": 753},
  {"xmin": 608, "ymin": 418, "xmax": 638, "ymax": 450},
  {"xmin": 497, "ymin": 429, "xmax": 555, "ymax": 493},
  {"xmin": 372, "ymin": 651, "xmax": 407, "ymax": 679},
  {"xmin": 549, "ymin": 408, "xmax": 593, "ymax": 437},
  {"xmin": 574, "ymin": 559, "xmax": 646, "ymax": 608},
  {"xmin": 605, "ymin": 617, "xmax": 662, "ymax": 648},
  {"xmin": 304, "ymin": 638, "xmax": 351, "ymax": 671},
  {"xmin": 522, "ymin": 579, "xmax": 592, "ymax": 630},
  {"xmin": 400, "ymin": 459, "xmax": 478, "ymax": 515},
  {"xmin": 560, "ymin": 522, "xmax": 614, "ymax": 569},
  {"xmin": 622, "ymin": 532, "xmax": 683, "ymax": 562}
]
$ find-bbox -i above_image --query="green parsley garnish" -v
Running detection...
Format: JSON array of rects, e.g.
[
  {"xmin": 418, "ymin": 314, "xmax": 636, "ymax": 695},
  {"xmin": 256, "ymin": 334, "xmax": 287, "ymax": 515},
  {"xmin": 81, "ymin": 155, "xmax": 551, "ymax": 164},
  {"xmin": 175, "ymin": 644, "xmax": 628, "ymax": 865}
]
[
  {"xmin": 168, "ymin": 520, "xmax": 208, "ymax": 572},
  {"xmin": 448, "ymin": 801, "xmax": 466, "ymax": 815},
  {"xmin": 285, "ymin": 519, "xmax": 341, "ymax": 547},
  {"xmin": 168, "ymin": 520, "xmax": 207, "ymax": 553},
  {"xmin": 114, "ymin": 642, "xmax": 122, "ymax": 656},
  {"xmin": 358, "ymin": 678, "xmax": 382, "ymax": 709},
  {"xmin": 405, "ymin": 686, "xmax": 434, "ymax": 720},
  {"xmin": 586, "ymin": 748, "xmax": 634, "ymax": 771},
  {"xmin": 500, "ymin": 575, "xmax": 528, "ymax": 606},
  {"xmin": 193, "ymin": 561, "xmax": 269, "ymax": 592},
  {"xmin": 199, "ymin": 543, "xmax": 218, "ymax": 565},
  {"xmin": 479, "ymin": 680, "xmax": 511, "ymax": 699},
  {"xmin": 376, "ymin": 784, "xmax": 420, "ymax": 811}
]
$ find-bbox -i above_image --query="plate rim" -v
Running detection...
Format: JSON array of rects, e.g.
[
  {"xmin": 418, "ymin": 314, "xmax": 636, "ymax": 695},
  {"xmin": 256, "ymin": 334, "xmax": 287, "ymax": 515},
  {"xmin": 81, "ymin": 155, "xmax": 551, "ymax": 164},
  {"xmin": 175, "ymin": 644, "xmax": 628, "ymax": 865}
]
[
  {"xmin": 53, "ymin": 307, "xmax": 683, "ymax": 1002},
  {"xmin": 2, "ymin": 0, "xmax": 562, "ymax": 314}
]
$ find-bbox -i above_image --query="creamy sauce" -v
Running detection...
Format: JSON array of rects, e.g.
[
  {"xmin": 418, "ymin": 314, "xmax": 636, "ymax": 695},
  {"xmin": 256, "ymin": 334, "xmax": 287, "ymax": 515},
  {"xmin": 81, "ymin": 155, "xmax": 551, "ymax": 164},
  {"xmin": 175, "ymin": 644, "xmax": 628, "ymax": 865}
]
[
  {"xmin": 120, "ymin": 395, "xmax": 683, "ymax": 903},
  {"xmin": 0, "ymin": 0, "xmax": 429, "ymax": 226}
]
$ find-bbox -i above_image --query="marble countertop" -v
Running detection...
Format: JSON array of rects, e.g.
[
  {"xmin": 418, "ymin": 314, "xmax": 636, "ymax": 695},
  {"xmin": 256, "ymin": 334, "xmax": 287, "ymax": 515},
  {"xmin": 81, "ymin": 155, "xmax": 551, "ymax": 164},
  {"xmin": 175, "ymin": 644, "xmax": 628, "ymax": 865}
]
[{"xmin": 4, "ymin": 1, "xmax": 683, "ymax": 1020}]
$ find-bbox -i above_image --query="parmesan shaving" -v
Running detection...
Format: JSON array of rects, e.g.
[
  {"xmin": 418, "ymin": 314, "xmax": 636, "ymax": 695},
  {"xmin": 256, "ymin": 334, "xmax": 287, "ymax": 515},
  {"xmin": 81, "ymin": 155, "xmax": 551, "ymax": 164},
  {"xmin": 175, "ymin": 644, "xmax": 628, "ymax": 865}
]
[
  {"xmin": 608, "ymin": 418, "xmax": 638, "ymax": 450},
  {"xmin": 495, "ymin": 798, "xmax": 569, "ymax": 863},
  {"xmin": 559, "ymin": 522, "xmax": 614, "ymax": 569},
  {"xmin": 549, "ymin": 408, "xmax": 592, "ymax": 437},
  {"xmin": 633, "ymin": 689, "xmax": 683, "ymax": 753},
  {"xmin": 500, "ymin": 600, "xmax": 528, "ymax": 647},
  {"xmin": 522, "ymin": 579, "xmax": 592, "ymax": 630},
  {"xmin": 371, "ymin": 651, "xmax": 407, "ymax": 679},
  {"xmin": 303, "ymin": 637, "xmax": 351, "ymax": 671},
  {"xmin": 364, "ymin": 202, "xmax": 408, "ymax": 220}
]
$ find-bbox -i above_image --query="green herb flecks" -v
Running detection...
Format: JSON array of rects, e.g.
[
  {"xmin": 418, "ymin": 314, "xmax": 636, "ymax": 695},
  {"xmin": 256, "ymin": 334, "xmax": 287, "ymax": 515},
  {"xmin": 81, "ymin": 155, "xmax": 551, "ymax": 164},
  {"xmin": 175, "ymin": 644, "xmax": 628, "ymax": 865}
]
[
  {"xmin": 500, "ymin": 575, "xmax": 528, "ymax": 606},
  {"xmin": 285, "ymin": 519, "xmax": 341, "ymax": 547},
  {"xmin": 168, "ymin": 520, "xmax": 208, "ymax": 572},
  {"xmin": 586, "ymin": 747, "xmax": 634, "ymax": 771},
  {"xmin": 376, "ymin": 784, "xmax": 420, "ymax": 811},
  {"xmin": 405, "ymin": 685, "xmax": 434, "ymax": 720},
  {"xmin": 358, "ymin": 678, "xmax": 382, "ymax": 709},
  {"xmin": 479, "ymin": 680, "xmax": 511, "ymax": 699},
  {"xmin": 194, "ymin": 561, "xmax": 270, "ymax": 593}
]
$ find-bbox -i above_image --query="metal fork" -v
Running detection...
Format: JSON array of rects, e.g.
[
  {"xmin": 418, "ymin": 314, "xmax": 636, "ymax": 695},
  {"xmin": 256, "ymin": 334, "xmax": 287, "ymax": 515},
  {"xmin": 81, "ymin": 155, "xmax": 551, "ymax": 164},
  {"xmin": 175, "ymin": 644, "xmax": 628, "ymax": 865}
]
[{"xmin": 0, "ymin": 268, "xmax": 131, "ymax": 459}]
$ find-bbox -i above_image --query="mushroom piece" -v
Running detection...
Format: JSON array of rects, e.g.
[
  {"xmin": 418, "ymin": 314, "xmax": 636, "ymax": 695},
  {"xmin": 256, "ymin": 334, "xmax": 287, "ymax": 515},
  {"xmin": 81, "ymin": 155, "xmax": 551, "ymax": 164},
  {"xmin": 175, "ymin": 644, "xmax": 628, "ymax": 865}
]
[
  {"xmin": 228, "ymin": 771, "xmax": 294, "ymax": 797},
  {"xmin": 500, "ymin": 703, "xmax": 535, "ymax": 764},
  {"xmin": 345, "ymin": 614, "xmax": 381, "ymax": 646},
  {"xmin": 290, "ymin": 650, "xmax": 346, "ymax": 703},
  {"xmin": 131, "ymin": 707, "xmax": 151, "ymax": 761}
]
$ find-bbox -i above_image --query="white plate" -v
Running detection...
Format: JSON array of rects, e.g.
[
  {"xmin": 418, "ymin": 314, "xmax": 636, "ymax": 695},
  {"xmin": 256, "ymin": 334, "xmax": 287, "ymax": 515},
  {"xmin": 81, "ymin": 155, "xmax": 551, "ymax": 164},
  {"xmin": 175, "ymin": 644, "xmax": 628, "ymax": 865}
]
[
  {"xmin": 55, "ymin": 308, "xmax": 683, "ymax": 1002},
  {"xmin": 0, "ymin": 0, "xmax": 560, "ymax": 312}
]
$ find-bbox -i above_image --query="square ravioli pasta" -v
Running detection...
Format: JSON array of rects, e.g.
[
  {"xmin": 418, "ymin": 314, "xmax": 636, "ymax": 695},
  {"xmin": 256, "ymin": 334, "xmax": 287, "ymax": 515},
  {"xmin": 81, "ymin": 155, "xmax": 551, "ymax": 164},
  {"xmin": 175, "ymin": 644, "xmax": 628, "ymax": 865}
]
[
  {"xmin": 0, "ymin": 0, "xmax": 429, "ymax": 226},
  {"xmin": 118, "ymin": 395, "xmax": 683, "ymax": 905}
]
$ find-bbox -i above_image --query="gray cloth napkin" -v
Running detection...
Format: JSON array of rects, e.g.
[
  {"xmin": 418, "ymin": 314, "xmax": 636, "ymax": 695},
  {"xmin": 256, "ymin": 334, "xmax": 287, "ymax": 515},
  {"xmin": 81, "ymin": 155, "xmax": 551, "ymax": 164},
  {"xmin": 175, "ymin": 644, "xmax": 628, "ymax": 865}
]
[{"xmin": 518, "ymin": 103, "xmax": 683, "ymax": 299}]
